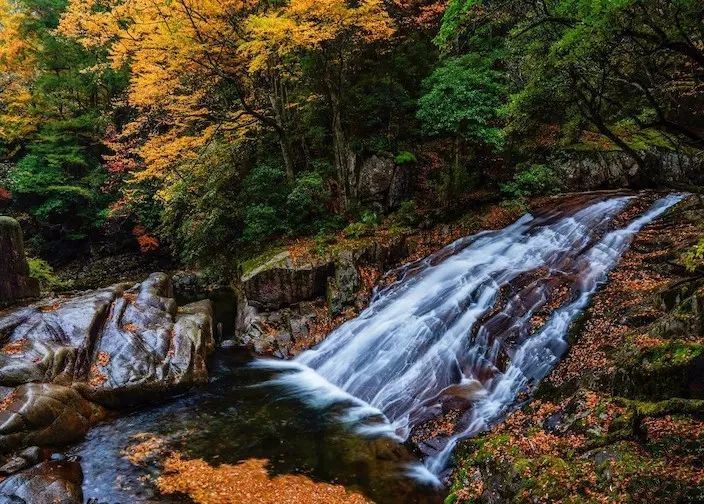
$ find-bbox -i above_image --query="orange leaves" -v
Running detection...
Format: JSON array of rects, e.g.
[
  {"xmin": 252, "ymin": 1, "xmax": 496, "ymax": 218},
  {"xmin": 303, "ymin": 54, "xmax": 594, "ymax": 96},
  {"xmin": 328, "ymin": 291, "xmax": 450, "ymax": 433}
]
[
  {"xmin": 122, "ymin": 433, "xmax": 166, "ymax": 466},
  {"xmin": 0, "ymin": 0, "xmax": 39, "ymax": 142},
  {"xmin": 242, "ymin": 0, "xmax": 395, "ymax": 75},
  {"xmin": 642, "ymin": 416, "xmax": 704, "ymax": 442},
  {"xmin": 1, "ymin": 338, "xmax": 28, "ymax": 355},
  {"xmin": 155, "ymin": 453, "xmax": 371, "ymax": 504},
  {"xmin": 89, "ymin": 351, "xmax": 111, "ymax": 387},
  {"xmin": 0, "ymin": 390, "xmax": 17, "ymax": 411},
  {"xmin": 0, "ymin": 186, "xmax": 11, "ymax": 203},
  {"xmin": 132, "ymin": 225, "xmax": 160, "ymax": 253},
  {"xmin": 60, "ymin": 0, "xmax": 245, "ymax": 185}
]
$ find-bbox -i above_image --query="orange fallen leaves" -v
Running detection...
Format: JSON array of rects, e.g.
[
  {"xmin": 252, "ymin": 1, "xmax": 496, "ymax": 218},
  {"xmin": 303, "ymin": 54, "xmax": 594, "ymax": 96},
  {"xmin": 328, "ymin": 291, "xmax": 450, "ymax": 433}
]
[
  {"xmin": 40, "ymin": 302, "xmax": 62, "ymax": 313},
  {"xmin": 0, "ymin": 390, "xmax": 17, "ymax": 411},
  {"xmin": 122, "ymin": 433, "xmax": 166, "ymax": 465},
  {"xmin": 156, "ymin": 453, "xmax": 371, "ymax": 504},
  {"xmin": 1, "ymin": 338, "xmax": 28, "ymax": 354}
]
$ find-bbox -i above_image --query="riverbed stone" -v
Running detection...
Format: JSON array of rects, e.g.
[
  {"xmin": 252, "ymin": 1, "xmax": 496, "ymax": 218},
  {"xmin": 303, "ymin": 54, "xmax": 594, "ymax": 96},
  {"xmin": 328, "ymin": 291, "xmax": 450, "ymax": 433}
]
[
  {"xmin": 0, "ymin": 383, "xmax": 105, "ymax": 453},
  {"xmin": 0, "ymin": 460, "xmax": 83, "ymax": 504}
]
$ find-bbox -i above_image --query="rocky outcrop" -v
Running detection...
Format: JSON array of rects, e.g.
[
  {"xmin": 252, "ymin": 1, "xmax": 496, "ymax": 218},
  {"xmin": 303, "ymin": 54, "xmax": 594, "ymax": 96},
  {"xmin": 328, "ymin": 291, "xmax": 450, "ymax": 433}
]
[
  {"xmin": 357, "ymin": 155, "xmax": 411, "ymax": 211},
  {"xmin": 554, "ymin": 150, "xmax": 704, "ymax": 190},
  {"xmin": 237, "ymin": 236, "xmax": 411, "ymax": 356},
  {"xmin": 242, "ymin": 252, "xmax": 334, "ymax": 310},
  {"xmin": 0, "ymin": 217, "xmax": 39, "ymax": 308},
  {"xmin": 0, "ymin": 273, "xmax": 214, "ymax": 454}
]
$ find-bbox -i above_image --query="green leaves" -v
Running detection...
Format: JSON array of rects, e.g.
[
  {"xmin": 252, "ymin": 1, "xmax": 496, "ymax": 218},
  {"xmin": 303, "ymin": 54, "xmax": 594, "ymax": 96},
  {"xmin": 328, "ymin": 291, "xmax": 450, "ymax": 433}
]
[{"xmin": 417, "ymin": 53, "xmax": 505, "ymax": 148}]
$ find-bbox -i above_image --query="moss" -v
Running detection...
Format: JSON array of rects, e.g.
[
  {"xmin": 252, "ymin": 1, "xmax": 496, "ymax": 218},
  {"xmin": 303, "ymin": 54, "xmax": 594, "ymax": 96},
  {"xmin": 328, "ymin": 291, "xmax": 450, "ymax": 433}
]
[
  {"xmin": 27, "ymin": 257, "xmax": 72, "ymax": 292},
  {"xmin": 630, "ymin": 397, "xmax": 704, "ymax": 418},
  {"xmin": 240, "ymin": 247, "xmax": 287, "ymax": 277},
  {"xmin": 640, "ymin": 341, "xmax": 704, "ymax": 370}
]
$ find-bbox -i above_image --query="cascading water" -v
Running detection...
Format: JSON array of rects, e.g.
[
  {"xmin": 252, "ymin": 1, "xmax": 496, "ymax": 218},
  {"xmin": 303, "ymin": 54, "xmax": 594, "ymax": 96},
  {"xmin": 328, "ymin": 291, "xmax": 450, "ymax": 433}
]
[{"xmin": 254, "ymin": 193, "xmax": 684, "ymax": 479}]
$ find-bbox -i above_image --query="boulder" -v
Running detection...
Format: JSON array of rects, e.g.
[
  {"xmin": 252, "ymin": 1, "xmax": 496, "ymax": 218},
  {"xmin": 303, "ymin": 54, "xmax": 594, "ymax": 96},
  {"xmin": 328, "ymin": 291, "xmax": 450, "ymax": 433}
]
[
  {"xmin": 237, "ymin": 235, "xmax": 413, "ymax": 354},
  {"xmin": 357, "ymin": 155, "xmax": 410, "ymax": 211},
  {"xmin": 0, "ymin": 384, "xmax": 105, "ymax": 453},
  {"xmin": 75, "ymin": 274, "xmax": 214, "ymax": 406},
  {"xmin": 0, "ymin": 217, "xmax": 39, "ymax": 308},
  {"xmin": 242, "ymin": 252, "xmax": 334, "ymax": 310},
  {"xmin": 0, "ymin": 273, "xmax": 215, "ymax": 451},
  {"xmin": 327, "ymin": 251, "xmax": 360, "ymax": 316},
  {"xmin": 236, "ymin": 301, "xmax": 321, "ymax": 357},
  {"xmin": 0, "ymin": 460, "xmax": 83, "ymax": 504}
]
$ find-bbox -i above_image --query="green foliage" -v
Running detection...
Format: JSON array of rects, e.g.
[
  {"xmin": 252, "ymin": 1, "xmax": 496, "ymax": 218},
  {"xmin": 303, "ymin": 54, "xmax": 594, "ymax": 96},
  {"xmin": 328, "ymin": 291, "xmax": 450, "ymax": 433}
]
[
  {"xmin": 1, "ymin": 0, "xmax": 127, "ymax": 251},
  {"xmin": 391, "ymin": 200, "xmax": 420, "ymax": 228},
  {"xmin": 434, "ymin": 0, "xmax": 481, "ymax": 51},
  {"xmin": 160, "ymin": 142, "xmax": 243, "ymax": 277},
  {"xmin": 343, "ymin": 210, "xmax": 380, "ymax": 239},
  {"xmin": 286, "ymin": 171, "xmax": 330, "ymax": 234},
  {"xmin": 417, "ymin": 53, "xmax": 505, "ymax": 148},
  {"xmin": 500, "ymin": 164, "xmax": 563, "ymax": 199},
  {"xmin": 394, "ymin": 151, "xmax": 417, "ymax": 165},
  {"xmin": 682, "ymin": 238, "xmax": 704, "ymax": 272},
  {"xmin": 242, "ymin": 204, "xmax": 282, "ymax": 246},
  {"xmin": 27, "ymin": 257, "xmax": 71, "ymax": 291}
]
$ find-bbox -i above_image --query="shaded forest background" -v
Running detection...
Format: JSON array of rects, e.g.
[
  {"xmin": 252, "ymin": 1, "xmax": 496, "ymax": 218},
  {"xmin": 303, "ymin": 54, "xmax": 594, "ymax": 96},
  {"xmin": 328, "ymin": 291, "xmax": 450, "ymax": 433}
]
[{"xmin": 0, "ymin": 0, "xmax": 702, "ymax": 282}]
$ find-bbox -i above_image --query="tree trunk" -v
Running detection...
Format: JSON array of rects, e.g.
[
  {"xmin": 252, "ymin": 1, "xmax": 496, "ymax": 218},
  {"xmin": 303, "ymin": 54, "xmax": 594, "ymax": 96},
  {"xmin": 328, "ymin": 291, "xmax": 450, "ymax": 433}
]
[
  {"xmin": 327, "ymin": 79, "xmax": 356, "ymax": 211},
  {"xmin": 268, "ymin": 76, "xmax": 296, "ymax": 183}
]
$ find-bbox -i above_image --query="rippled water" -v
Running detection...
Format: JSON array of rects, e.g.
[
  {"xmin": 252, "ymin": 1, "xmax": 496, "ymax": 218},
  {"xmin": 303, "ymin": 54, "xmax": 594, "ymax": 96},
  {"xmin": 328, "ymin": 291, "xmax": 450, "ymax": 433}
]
[{"xmin": 72, "ymin": 193, "xmax": 683, "ymax": 502}]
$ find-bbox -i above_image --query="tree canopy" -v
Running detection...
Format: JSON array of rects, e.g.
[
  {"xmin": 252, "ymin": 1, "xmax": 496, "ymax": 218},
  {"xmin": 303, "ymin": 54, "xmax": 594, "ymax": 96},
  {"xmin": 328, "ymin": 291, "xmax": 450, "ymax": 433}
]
[{"xmin": 0, "ymin": 0, "xmax": 701, "ymax": 270}]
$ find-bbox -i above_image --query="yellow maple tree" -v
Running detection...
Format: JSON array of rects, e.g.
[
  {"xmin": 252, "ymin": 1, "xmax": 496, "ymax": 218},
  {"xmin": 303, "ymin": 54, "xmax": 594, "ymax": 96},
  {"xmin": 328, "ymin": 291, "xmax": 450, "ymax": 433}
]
[{"xmin": 0, "ymin": 0, "xmax": 39, "ymax": 143}]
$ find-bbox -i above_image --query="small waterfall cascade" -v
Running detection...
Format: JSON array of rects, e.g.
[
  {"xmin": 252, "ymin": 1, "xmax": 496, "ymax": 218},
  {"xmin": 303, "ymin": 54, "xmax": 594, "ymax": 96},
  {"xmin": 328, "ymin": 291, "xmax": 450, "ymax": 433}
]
[{"xmin": 254, "ymin": 193, "xmax": 684, "ymax": 478}]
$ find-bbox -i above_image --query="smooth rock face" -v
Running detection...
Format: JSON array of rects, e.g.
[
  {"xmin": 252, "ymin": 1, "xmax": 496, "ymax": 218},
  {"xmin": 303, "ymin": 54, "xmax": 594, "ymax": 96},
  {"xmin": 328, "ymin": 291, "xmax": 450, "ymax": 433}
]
[
  {"xmin": 0, "ymin": 273, "xmax": 214, "ymax": 451},
  {"xmin": 0, "ymin": 460, "xmax": 83, "ymax": 504},
  {"xmin": 0, "ymin": 384, "xmax": 105, "ymax": 452},
  {"xmin": 0, "ymin": 217, "xmax": 39, "ymax": 308}
]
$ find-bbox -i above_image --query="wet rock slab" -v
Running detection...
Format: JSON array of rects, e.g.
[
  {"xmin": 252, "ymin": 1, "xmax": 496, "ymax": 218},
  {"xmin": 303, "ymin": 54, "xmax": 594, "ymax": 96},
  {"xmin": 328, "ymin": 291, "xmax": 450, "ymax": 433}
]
[{"xmin": 0, "ymin": 273, "xmax": 214, "ymax": 453}]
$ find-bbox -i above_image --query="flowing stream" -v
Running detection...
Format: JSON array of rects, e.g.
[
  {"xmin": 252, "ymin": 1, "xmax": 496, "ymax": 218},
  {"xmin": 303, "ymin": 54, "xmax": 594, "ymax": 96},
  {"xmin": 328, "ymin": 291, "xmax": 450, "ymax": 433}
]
[
  {"xmin": 72, "ymin": 192, "xmax": 683, "ymax": 503},
  {"xmin": 254, "ymin": 193, "xmax": 684, "ymax": 478}
]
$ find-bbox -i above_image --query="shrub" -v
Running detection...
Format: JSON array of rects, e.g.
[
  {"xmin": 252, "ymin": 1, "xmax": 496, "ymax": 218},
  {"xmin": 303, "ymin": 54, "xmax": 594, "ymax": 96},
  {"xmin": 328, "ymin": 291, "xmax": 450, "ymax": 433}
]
[
  {"xmin": 682, "ymin": 238, "xmax": 704, "ymax": 272},
  {"xmin": 395, "ymin": 151, "xmax": 417, "ymax": 165},
  {"xmin": 27, "ymin": 257, "xmax": 71, "ymax": 291},
  {"xmin": 241, "ymin": 163, "xmax": 289, "ymax": 208},
  {"xmin": 242, "ymin": 204, "xmax": 282, "ymax": 245},
  {"xmin": 286, "ymin": 171, "xmax": 330, "ymax": 234},
  {"xmin": 343, "ymin": 210, "xmax": 379, "ymax": 239},
  {"xmin": 391, "ymin": 200, "xmax": 420, "ymax": 227},
  {"xmin": 500, "ymin": 164, "xmax": 562, "ymax": 199}
]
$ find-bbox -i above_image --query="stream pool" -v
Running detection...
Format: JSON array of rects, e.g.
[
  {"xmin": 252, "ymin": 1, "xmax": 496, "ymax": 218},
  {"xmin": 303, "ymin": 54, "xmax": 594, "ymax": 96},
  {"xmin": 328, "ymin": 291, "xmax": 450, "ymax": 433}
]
[{"xmin": 70, "ymin": 350, "xmax": 444, "ymax": 504}]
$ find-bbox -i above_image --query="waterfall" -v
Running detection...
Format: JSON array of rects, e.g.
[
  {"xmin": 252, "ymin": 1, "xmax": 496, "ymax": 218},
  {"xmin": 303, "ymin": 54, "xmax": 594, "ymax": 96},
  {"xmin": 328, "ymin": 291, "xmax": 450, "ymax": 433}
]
[{"xmin": 253, "ymin": 193, "xmax": 684, "ymax": 478}]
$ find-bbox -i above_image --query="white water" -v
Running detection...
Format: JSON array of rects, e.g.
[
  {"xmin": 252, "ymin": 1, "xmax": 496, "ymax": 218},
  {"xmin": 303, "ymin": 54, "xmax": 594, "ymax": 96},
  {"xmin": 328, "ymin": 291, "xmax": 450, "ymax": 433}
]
[{"xmin": 254, "ymin": 193, "xmax": 684, "ymax": 477}]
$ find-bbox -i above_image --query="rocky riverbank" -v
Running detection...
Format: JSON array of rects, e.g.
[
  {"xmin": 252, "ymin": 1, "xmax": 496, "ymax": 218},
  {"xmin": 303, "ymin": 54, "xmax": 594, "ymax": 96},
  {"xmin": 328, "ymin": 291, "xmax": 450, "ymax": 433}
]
[
  {"xmin": 0, "ymin": 273, "xmax": 213, "ymax": 503},
  {"xmin": 445, "ymin": 195, "xmax": 704, "ymax": 503}
]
